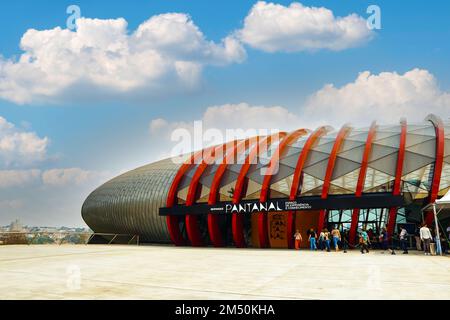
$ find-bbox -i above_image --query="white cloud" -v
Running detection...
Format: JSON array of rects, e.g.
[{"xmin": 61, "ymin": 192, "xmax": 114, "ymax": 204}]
[
  {"xmin": 303, "ymin": 68, "xmax": 450, "ymax": 126},
  {"xmin": 0, "ymin": 168, "xmax": 109, "ymax": 189},
  {"xmin": 0, "ymin": 169, "xmax": 41, "ymax": 188},
  {"xmin": 0, "ymin": 116, "xmax": 49, "ymax": 167},
  {"xmin": 150, "ymin": 102, "xmax": 302, "ymax": 137},
  {"xmin": 237, "ymin": 1, "xmax": 373, "ymax": 53},
  {"xmin": 41, "ymin": 168, "xmax": 109, "ymax": 187},
  {"xmin": 149, "ymin": 68, "xmax": 450, "ymax": 160},
  {"xmin": 201, "ymin": 103, "xmax": 301, "ymax": 131},
  {"xmin": 149, "ymin": 102, "xmax": 303, "ymax": 160},
  {"xmin": 0, "ymin": 14, "xmax": 246, "ymax": 105}
]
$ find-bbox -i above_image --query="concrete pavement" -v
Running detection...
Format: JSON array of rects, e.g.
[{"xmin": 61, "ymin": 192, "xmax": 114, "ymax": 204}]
[{"xmin": 0, "ymin": 244, "xmax": 449, "ymax": 300}]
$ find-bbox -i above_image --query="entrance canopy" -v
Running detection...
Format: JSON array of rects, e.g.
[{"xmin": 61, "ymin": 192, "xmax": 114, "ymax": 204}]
[{"xmin": 435, "ymin": 190, "xmax": 450, "ymax": 220}]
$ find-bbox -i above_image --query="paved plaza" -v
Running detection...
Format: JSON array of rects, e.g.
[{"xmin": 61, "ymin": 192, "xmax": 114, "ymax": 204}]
[{"xmin": 0, "ymin": 244, "xmax": 449, "ymax": 300}]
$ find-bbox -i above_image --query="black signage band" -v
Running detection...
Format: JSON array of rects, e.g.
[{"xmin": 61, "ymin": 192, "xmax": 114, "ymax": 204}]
[{"xmin": 159, "ymin": 193, "xmax": 405, "ymax": 216}]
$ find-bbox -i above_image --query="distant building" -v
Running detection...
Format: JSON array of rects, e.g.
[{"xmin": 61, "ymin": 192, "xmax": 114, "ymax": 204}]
[{"xmin": 9, "ymin": 219, "xmax": 23, "ymax": 232}]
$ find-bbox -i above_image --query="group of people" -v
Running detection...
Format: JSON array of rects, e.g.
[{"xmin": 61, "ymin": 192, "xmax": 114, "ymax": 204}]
[
  {"xmin": 294, "ymin": 227, "xmax": 348, "ymax": 252},
  {"xmin": 292, "ymin": 222, "xmax": 450, "ymax": 255}
]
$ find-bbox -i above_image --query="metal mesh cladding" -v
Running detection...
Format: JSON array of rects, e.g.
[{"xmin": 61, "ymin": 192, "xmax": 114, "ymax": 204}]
[{"xmin": 81, "ymin": 158, "xmax": 181, "ymax": 243}]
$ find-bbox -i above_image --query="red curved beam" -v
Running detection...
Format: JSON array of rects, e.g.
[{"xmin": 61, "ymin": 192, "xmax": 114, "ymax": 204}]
[
  {"xmin": 286, "ymin": 126, "xmax": 329, "ymax": 248},
  {"xmin": 387, "ymin": 119, "xmax": 407, "ymax": 240},
  {"xmin": 185, "ymin": 141, "xmax": 235, "ymax": 247},
  {"xmin": 425, "ymin": 114, "xmax": 445, "ymax": 225},
  {"xmin": 348, "ymin": 121, "xmax": 377, "ymax": 245},
  {"xmin": 317, "ymin": 125, "xmax": 351, "ymax": 234},
  {"xmin": 258, "ymin": 128, "xmax": 308, "ymax": 248},
  {"xmin": 232, "ymin": 132, "xmax": 287, "ymax": 248},
  {"xmin": 207, "ymin": 138, "xmax": 250, "ymax": 247},
  {"xmin": 166, "ymin": 149, "xmax": 208, "ymax": 246}
]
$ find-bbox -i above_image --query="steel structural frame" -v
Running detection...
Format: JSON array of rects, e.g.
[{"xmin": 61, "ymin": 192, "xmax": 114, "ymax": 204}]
[
  {"xmin": 257, "ymin": 129, "xmax": 308, "ymax": 248},
  {"xmin": 166, "ymin": 116, "xmax": 443, "ymax": 248},
  {"xmin": 317, "ymin": 125, "xmax": 351, "ymax": 234},
  {"xmin": 286, "ymin": 126, "xmax": 329, "ymax": 248},
  {"xmin": 386, "ymin": 119, "xmax": 407, "ymax": 239},
  {"xmin": 231, "ymin": 132, "xmax": 287, "ymax": 248},
  {"xmin": 348, "ymin": 121, "xmax": 377, "ymax": 245},
  {"xmin": 166, "ymin": 148, "xmax": 210, "ymax": 246},
  {"xmin": 185, "ymin": 141, "xmax": 237, "ymax": 247},
  {"xmin": 425, "ymin": 114, "xmax": 445, "ymax": 225},
  {"xmin": 207, "ymin": 138, "xmax": 251, "ymax": 247}
]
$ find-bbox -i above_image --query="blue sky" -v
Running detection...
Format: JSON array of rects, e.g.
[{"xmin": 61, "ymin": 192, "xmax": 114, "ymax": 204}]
[{"xmin": 0, "ymin": 1, "xmax": 449, "ymax": 227}]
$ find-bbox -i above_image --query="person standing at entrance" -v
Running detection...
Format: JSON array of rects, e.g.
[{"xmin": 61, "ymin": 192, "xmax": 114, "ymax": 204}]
[
  {"xmin": 331, "ymin": 226, "xmax": 341, "ymax": 252},
  {"xmin": 420, "ymin": 223, "xmax": 432, "ymax": 256},
  {"xmin": 399, "ymin": 226, "xmax": 409, "ymax": 254},
  {"xmin": 294, "ymin": 229, "xmax": 303, "ymax": 250},
  {"xmin": 359, "ymin": 229, "xmax": 370, "ymax": 254},
  {"xmin": 308, "ymin": 228, "xmax": 317, "ymax": 251},
  {"xmin": 414, "ymin": 224, "xmax": 422, "ymax": 251}
]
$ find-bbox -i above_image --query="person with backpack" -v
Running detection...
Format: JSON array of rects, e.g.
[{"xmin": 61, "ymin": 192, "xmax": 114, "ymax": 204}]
[
  {"xmin": 399, "ymin": 226, "xmax": 409, "ymax": 254},
  {"xmin": 359, "ymin": 228, "xmax": 370, "ymax": 254}
]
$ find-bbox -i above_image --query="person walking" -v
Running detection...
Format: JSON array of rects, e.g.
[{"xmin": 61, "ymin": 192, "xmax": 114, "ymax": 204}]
[
  {"xmin": 341, "ymin": 230, "xmax": 349, "ymax": 253},
  {"xmin": 399, "ymin": 226, "xmax": 409, "ymax": 254},
  {"xmin": 318, "ymin": 230, "xmax": 325, "ymax": 251},
  {"xmin": 294, "ymin": 229, "xmax": 303, "ymax": 250},
  {"xmin": 331, "ymin": 226, "xmax": 341, "ymax": 252},
  {"xmin": 380, "ymin": 227, "xmax": 392, "ymax": 254},
  {"xmin": 359, "ymin": 228, "xmax": 370, "ymax": 254},
  {"xmin": 323, "ymin": 229, "xmax": 331, "ymax": 252},
  {"xmin": 414, "ymin": 224, "xmax": 422, "ymax": 251},
  {"xmin": 308, "ymin": 228, "xmax": 317, "ymax": 251},
  {"xmin": 420, "ymin": 223, "xmax": 432, "ymax": 256}
]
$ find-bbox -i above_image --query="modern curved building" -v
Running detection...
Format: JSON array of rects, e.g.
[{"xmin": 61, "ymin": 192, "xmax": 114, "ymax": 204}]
[{"xmin": 82, "ymin": 115, "xmax": 450, "ymax": 248}]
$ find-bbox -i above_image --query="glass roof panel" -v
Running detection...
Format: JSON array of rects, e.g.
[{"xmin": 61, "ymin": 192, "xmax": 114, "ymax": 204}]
[{"xmin": 402, "ymin": 151, "xmax": 434, "ymax": 176}]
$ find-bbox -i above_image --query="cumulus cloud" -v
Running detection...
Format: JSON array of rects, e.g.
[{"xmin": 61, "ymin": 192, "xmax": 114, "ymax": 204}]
[
  {"xmin": 237, "ymin": 1, "xmax": 373, "ymax": 53},
  {"xmin": 303, "ymin": 68, "xmax": 450, "ymax": 126},
  {"xmin": 0, "ymin": 116, "xmax": 49, "ymax": 167},
  {"xmin": 41, "ymin": 168, "xmax": 110, "ymax": 187},
  {"xmin": 149, "ymin": 68, "xmax": 450, "ymax": 160},
  {"xmin": 149, "ymin": 102, "xmax": 303, "ymax": 160},
  {"xmin": 0, "ymin": 169, "xmax": 41, "ymax": 188},
  {"xmin": 151, "ymin": 102, "xmax": 301, "ymax": 134},
  {"xmin": 0, "ymin": 14, "xmax": 246, "ymax": 105},
  {"xmin": 0, "ymin": 168, "xmax": 109, "ymax": 189}
]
